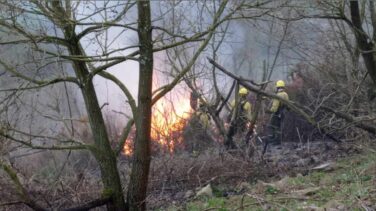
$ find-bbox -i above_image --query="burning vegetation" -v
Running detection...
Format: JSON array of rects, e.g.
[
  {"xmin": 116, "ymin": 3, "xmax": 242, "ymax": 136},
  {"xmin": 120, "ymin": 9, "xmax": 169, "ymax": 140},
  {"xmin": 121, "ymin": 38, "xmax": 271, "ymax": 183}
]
[{"xmin": 123, "ymin": 92, "xmax": 192, "ymax": 155}]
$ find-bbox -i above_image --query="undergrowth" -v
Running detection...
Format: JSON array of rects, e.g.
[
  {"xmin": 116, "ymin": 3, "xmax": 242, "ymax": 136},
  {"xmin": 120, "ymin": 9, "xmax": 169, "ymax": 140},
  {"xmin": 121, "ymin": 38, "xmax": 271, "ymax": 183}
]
[{"xmin": 166, "ymin": 147, "xmax": 376, "ymax": 210}]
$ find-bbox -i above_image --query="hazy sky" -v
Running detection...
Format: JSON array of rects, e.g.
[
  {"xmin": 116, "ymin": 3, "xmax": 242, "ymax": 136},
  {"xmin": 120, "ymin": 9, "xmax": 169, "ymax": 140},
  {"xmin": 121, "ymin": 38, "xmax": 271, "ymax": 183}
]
[{"xmin": 75, "ymin": 1, "xmax": 303, "ymax": 114}]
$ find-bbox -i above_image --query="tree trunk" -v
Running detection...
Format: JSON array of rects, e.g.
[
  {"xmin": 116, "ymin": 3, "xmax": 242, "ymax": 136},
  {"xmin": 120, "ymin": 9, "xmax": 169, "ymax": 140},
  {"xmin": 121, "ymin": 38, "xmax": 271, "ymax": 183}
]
[
  {"xmin": 350, "ymin": 1, "xmax": 376, "ymax": 85},
  {"xmin": 68, "ymin": 42, "xmax": 126, "ymax": 210},
  {"xmin": 49, "ymin": 2, "xmax": 126, "ymax": 209},
  {"xmin": 126, "ymin": 1, "xmax": 153, "ymax": 210}
]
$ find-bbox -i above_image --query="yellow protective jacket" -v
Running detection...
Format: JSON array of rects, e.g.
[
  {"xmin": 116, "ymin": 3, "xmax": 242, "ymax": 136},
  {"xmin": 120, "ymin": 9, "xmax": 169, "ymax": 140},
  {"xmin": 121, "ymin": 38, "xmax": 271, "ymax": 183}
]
[
  {"xmin": 195, "ymin": 111, "xmax": 210, "ymax": 129},
  {"xmin": 230, "ymin": 99, "xmax": 252, "ymax": 121},
  {"xmin": 270, "ymin": 91, "xmax": 289, "ymax": 113}
]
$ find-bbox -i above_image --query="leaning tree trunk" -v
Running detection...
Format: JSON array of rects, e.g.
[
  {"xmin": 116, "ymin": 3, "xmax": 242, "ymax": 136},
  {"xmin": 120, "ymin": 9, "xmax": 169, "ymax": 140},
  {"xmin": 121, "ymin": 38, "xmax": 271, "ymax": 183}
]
[
  {"xmin": 126, "ymin": 0, "xmax": 153, "ymax": 210},
  {"xmin": 69, "ymin": 43, "xmax": 126, "ymax": 210},
  {"xmin": 51, "ymin": 0, "xmax": 126, "ymax": 209}
]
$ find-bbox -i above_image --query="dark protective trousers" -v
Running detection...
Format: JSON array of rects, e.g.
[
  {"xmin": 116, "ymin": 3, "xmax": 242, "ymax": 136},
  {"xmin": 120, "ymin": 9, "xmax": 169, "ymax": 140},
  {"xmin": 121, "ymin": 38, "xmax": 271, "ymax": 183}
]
[
  {"xmin": 225, "ymin": 116, "xmax": 248, "ymax": 149},
  {"xmin": 268, "ymin": 112, "xmax": 283, "ymax": 144}
]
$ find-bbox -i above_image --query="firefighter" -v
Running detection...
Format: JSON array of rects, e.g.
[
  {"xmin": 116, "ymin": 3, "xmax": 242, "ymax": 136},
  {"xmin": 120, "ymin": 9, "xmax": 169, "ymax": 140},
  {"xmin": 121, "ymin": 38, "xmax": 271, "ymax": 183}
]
[
  {"xmin": 189, "ymin": 98, "xmax": 211, "ymax": 153},
  {"xmin": 266, "ymin": 80, "xmax": 289, "ymax": 145},
  {"xmin": 225, "ymin": 87, "xmax": 252, "ymax": 149},
  {"xmin": 229, "ymin": 88, "xmax": 252, "ymax": 130},
  {"xmin": 195, "ymin": 99, "xmax": 210, "ymax": 129}
]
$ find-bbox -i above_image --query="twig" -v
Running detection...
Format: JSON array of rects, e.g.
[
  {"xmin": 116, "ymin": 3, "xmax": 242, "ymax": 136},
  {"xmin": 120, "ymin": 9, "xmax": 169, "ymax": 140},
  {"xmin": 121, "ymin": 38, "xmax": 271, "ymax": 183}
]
[
  {"xmin": 234, "ymin": 195, "xmax": 320, "ymax": 211},
  {"xmin": 320, "ymin": 106, "xmax": 376, "ymax": 134},
  {"xmin": 248, "ymin": 193, "xmax": 265, "ymax": 209},
  {"xmin": 216, "ymin": 79, "xmax": 236, "ymax": 116},
  {"xmin": 100, "ymin": 102, "xmax": 109, "ymax": 110},
  {"xmin": 274, "ymin": 196, "xmax": 310, "ymax": 200},
  {"xmin": 0, "ymin": 161, "xmax": 47, "ymax": 211},
  {"xmin": 0, "ymin": 201, "xmax": 23, "ymax": 206},
  {"xmin": 63, "ymin": 196, "xmax": 111, "ymax": 211},
  {"xmin": 204, "ymin": 207, "xmax": 224, "ymax": 211},
  {"xmin": 239, "ymin": 194, "xmax": 246, "ymax": 211}
]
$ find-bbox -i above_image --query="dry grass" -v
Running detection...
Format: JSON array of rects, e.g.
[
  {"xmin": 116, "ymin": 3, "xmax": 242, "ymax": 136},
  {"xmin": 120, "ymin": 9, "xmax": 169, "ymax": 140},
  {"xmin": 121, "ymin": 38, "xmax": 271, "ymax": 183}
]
[{"xmin": 145, "ymin": 148, "xmax": 269, "ymax": 209}]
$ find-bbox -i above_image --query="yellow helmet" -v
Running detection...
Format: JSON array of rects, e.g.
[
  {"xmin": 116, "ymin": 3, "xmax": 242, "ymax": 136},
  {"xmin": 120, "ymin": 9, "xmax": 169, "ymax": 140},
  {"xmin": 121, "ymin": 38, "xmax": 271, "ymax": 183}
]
[
  {"xmin": 239, "ymin": 87, "xmax": 248, "ymax": 95},
  {"xmin": 276, "ymin": 80, "xmax": 285, "ymax": 88}
]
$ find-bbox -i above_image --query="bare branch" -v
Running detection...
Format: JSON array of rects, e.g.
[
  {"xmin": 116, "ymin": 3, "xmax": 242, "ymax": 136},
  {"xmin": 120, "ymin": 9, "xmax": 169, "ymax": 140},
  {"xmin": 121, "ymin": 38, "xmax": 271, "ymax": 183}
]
[
  {"xmin": 0, "ymin": 58, "xmax": 79, "ymax": 86},
  {"xmin": 320, "ymin": 106, "xmax": 376, "ymax": 134},
  {"xmin": 0, "ymin": 19, "xmax": 69, "ymax": 46},
  {"xmin": 115, "ymin": 118, "xmax": 134, "ymax": 156},
  {"xmin": 98, "ymin": 71, "xmax": 137, "ymax": 116},
  {"xmin": 63, "ymin": 196, "xmax": 111, "ymax": 211},
  {"xmin": 209, "ymin": 58, "xmax": 345, "ymax": 143},
  {"xmin": 0, "ymin": 130, "xmax": 89, "ymax": 151},
  {"xmin": 152, "ymin": 0, "xmax": 230, "ymax": 105},
  {"xmin": 76, "ymin": 23, "xmax": 137, "ymax": 40},
  {"xmin": 0, "ymin": 161, "xmax": 47, "ymax": 211}
]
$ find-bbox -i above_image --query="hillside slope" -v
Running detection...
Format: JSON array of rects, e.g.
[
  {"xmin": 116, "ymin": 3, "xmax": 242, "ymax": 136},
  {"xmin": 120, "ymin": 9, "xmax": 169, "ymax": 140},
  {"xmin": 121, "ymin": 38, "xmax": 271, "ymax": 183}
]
[{"xmin": 167, "ymin": 145, "xmax": 376, "ymax": 210}]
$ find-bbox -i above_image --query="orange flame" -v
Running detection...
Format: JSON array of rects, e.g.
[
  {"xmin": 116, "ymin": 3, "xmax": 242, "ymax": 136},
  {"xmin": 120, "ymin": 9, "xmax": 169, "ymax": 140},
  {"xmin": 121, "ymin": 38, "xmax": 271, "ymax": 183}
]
[
  {"xmin": 151, "ymin": 96, "xmax": 192, "ymax": 153},
  {"xmin": 123, "ymin": 140, "xmax": 133, "ymax": 156},
  {"xmin": 123, "ymin": 93, "xmax": 192, "ymax": 155}
]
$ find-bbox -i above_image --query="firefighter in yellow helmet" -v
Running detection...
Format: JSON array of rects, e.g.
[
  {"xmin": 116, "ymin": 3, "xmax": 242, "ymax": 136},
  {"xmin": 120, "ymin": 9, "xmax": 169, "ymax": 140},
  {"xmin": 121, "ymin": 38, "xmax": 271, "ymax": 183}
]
[
  {"xmin": 225, "ymin": 87, "xmax": 252, "ymax": 149},
  {"xmin": 230, "ymin": 88, "xmax": 252, "ymax": 122},
  {"xmin": 266, "ymin": 80, "xmax": 289, "ymax": 145}
]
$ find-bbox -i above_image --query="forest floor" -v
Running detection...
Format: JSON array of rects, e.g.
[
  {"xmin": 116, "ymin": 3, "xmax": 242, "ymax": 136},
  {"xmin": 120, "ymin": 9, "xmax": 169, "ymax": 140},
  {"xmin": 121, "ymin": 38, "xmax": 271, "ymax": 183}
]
[
  {"xmin": 1, "ymin": 136, "xmax": 374, "ymax": 210},
  {"xmin": 150, "ymin": 140, "xmax": 376, "ymax": 210}
]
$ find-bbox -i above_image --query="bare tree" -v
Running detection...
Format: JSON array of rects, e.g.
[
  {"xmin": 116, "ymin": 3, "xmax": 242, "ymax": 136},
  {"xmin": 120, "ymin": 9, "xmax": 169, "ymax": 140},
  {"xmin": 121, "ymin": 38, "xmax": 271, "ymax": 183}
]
[{"xmin": 0, "ymin": 0, "xmax": 279, "ymax": 210}]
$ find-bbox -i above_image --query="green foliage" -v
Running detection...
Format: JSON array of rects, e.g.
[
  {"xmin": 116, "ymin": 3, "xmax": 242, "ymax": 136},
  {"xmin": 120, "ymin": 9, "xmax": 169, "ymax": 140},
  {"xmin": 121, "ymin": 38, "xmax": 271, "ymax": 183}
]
[
  {"xmin": 101, "ymin": 188, "xmax": 114, "ymax": 198},
  {"xmin": 265, "ymin": 185, "xmax": 278, "ymax": 194},
  {"xmin": 309, "ymin": 171, "xmax": 326, "ymax": 183},
  {"xmin": 336, "ymin": 173, "xmax": 354, "ymax": 183},
  {"xmin": 360, "ymin": 175, "xmax": 372, "ymax": 182},
  {"xmin": 212, "ymin": 186, "xmax": 225, "ymax": 197},
  {"xmin": 170, "ymin": 150, "xmax": 376, "ymax": 210},
  {"xmin": 316, "ymin": 187, "xmax": 335, "ymax": 199},
  {"xmin": 206, "ymin": 198, "xmax": 226, "ymax": 210},
  {"xmin": 185, "ymin": 204, "xmax": 201, "ymax": 211},
  {"xmin": 184, "ymin": 197, "xmax": 228, "ymax": 211},
  {"xmin": 287, "ymin": 174, "xmax": 306, "ymax": 186}
]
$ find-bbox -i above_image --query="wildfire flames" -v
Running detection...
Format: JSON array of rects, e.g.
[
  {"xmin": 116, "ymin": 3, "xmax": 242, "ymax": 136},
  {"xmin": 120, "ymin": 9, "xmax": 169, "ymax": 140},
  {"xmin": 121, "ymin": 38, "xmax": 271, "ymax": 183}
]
[
  {"xmin": 123, "ymin": 141, "xmax": 133, "ymax": 155},
  {"xmin": 151, "ymin": 96, "xmax": 192, "ymax": 152},
  {"xmin": 123, "ymin": 94, "xmax": 192, "ymax": 155}
]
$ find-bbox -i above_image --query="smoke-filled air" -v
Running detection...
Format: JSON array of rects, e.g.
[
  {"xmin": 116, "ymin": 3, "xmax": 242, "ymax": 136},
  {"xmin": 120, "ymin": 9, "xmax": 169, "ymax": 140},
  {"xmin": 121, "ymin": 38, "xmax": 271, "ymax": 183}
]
[{"xmin": 0, "ymin": 0, "xmax": 375, "ymax": 210}]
